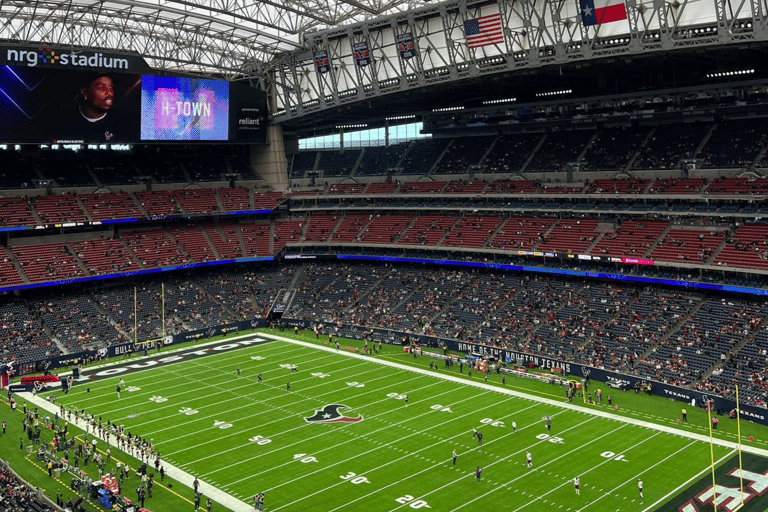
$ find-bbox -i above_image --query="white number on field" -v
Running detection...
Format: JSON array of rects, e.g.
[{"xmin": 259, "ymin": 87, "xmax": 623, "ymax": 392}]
[
  {"xmin": 149, "ymin": 395, "xmax": 167, "ymax": 403},
  {"xmin": 249, "ymin": 435, "xmax": 271, "ymax": 445},
  {"xmin": 430, "ymin": 405, "xmax": 452, "ymax": 413},
  {"xmin": 536, "ymin": 433, "xmax": 564, "ymax": 444},
  {"xmin": 340, "ymin": 472, "xmax": 370, "ymax": 484},
  {"xmin": 347, "ymin": 382, "xmax": 365, "ymax": 388},
  {"xmin": 213, "ymin": 420, "xmax": 232, "ymax": 429},
  {"xmin": 600, "ymin": 451, "xmax": 628, "ymax": 462},
  {"xmin": 387, "ymin": 393, "xmax": 407, "ymax": 400},
  {"xmin": 311, "ymin": 372, "xmax": 330, "ymax": 378},
  {"xmin": 480, "ymin": 418, "xmax": 505, "ymax": 428},
  {"xmin": 293, "ymin": 454, "xmax": 317, "ymax": 463},
  {"xmin": 395, "ymin": 495, "xmax": 431, "ymax": 509},
  {"xmin": 178, "ymin": 407, "xmax": 198, "ymax": 416},
  {"xmin": 250, "ymin": 356, "xmax": 265, "ymax": 361},
  {"xmin": 280, "ymin": 364, "xmax": 297, "ymax": 370},
  {"xmin": 126, "ymin": 386, "xmax": 140, "ymax": 392}
]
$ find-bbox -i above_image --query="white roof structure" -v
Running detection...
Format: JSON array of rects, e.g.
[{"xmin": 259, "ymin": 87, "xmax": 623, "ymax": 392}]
[{"xmin": 0, "ymin": 0, "xmax": 427, "ymax": 78}]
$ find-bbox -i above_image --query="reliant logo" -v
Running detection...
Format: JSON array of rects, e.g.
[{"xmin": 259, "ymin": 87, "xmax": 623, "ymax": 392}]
[
  {"xmin": 239, "ymin": 118, "xmax": 261, "ymax": 126},
  {"xmin": 6, "ymin": 48, "xmax": 129, "ymax": 70}
]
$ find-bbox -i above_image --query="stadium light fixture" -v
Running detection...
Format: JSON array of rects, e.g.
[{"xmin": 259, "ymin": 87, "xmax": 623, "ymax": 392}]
[
  {"xmin": 432, "ymin": 106, "xmax": 464, "ymax": 112},
  {"xmin": 706, "ymin": 69, "xmax": 755, "ymax": 78},
  {"xmin": 335, "ymin": 123, "xmax": 367, "ymax": 129},
  {"xmin": 536, "ymin": 89, "xmax": 572, "ymax": 98},
  {"xmin": 483, "ymin": 98, "xmax": 517, "ymax": 105},
  {"xmin": 385, "ymin": 115, "xmax": 416, "ymax": 121}
]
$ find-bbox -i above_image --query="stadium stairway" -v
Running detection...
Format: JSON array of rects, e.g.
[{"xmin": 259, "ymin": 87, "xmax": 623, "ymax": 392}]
[
  {"xmin": 699, "ymin": 315, "xmax": 768, "ymax": 383},
  {"xmin": 643, "ymin": 222, "xmax": 675, "ymax": 258},
  {"xmin": 584, "ymin": 232, "xmax": 606, "ymax": 254},
  {"xmin": 427, "ymin": 139, "xmax": 454, "ymax": 176},
  {"xmin": 65, "ymin": 241, "xmax": 93, "ymax": 276},
  {"xmin": 518, "ymin": 134, "xmax": 547, "ymax": 174},
  {"xmin": 434, "ymin": 216, "xmax": 460, "ymax": 247},
  {"xmin": 281, "ymin": 269, "xmax": 305, "ymax": 314},
  {"xmin": 531, "ymin": 219, "xmax": 561, "ymax": 251},
  {"xmin": 465, "ymin": 278, "xmax": 528, "ymax": 340},
  {"xmin": 2, "ymin": 245, "xmax": 28, "ymax": 285},
  {"xmin": 705, "ymin": 232, "xmax": 730, "ymax": 265},
  {"xmin": 127, "ymin": 191, "xmax": 151, "ymax": 219},
  {"xmin": 636, "ymin": 294, "xmax": 707, "ymax": 364},
  {"xmin": 199, "ymin": 226, "xmax": 222, "ymax": 260},
  {"xmin": 118, "ymin": 238, "xmax": 146, "ymax": 270},
  {"xmin": 162, "ymin": 225, "xmax": 193, "ymax": 261},
  {"xmin": 626, "ymin": 127, "xmax": 656, "ymax": 171},
  {"xmin": 349, "ymin": 150, "xmax": 366, "ymax": 176},
  {"xmin": 390, "ymin": 216, "xmax": 418, "ymax": 244},
  {"xmin": 213, "ymin": 189, "xmax": 226, "ymax": 212},
  {"xmin": 35, "ymin": 314, "xmax": 65, "ymax": 355},
  {"xmin": 233, "ymin": 223, "xmax": 248, "ymax": 255},
  {"xmin": 477, "ymin": 135, "xmax": 500, "ymax": 168},
  {"xmin": 750, "ymin": 146, "xmax": 768, "ymax": 169},
  {"xmin": 527, "ymin": 283, "xmax": 588, "ymax": 339},
  {"xmin": 576, "ymin": 131, "xmax": 599, "ymax": 163},
  {"xmin": 694, "ymin": 123, "xmax": 718, "ymax": 160},
  {"xmin": 74, "ymin": 194, "xmax": 93, "ymax": 223}
]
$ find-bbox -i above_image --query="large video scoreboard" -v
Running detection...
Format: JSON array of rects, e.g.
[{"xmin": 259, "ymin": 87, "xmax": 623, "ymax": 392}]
[{"xmin": 0, "ymin": 47, "xmax": 267, "ymax": 143}]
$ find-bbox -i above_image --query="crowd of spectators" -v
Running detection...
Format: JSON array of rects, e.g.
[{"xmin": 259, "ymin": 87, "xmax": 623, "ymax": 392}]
[
  {"xmin": 0, "ymin": 460, "xmax": 55, "ymax": 512},
  {"xmin": 1, "ymin": 260, "xmax": 768, "ymax": 407}
]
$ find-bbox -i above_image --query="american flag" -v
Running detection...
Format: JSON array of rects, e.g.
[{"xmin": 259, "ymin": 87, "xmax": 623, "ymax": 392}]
[{"xmin": 464, "ymin": 14, "xmax": 504, "ymax": 49}]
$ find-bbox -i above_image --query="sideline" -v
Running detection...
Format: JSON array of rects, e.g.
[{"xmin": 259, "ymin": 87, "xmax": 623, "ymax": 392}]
[
  {"xmin": 19, "ymin": 332, "xmax": 269, "ymax": 512},
  {"xmin": 262, "ymin": 333, "xmax": 768, "ymax": 458}
]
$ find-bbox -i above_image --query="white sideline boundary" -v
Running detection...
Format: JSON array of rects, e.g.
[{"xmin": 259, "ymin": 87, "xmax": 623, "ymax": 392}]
[
  {"xmin": 17, "ymin": 331, "xmax": 768, "ymax": 512},
  {"xmin": 18, "ymin": 332, "xmax": 281, "ymax": 512},
  {"xmin": 262, "ymin": 333, "xmax": 768, "ymax": 458}
]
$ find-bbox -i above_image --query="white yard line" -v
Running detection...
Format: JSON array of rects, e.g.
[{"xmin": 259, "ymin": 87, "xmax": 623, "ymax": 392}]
[
  {"xmin": 640, "ymin": 450, "xmax": 735, "ymax": 512},
  {"xmin": 152, "ymin": 355, "xmax": 413, "ymax": 441},
  {"xmin": 323, "ymin": 414, "xmax": 601, "ymax": 512},
  {"xmin": 265, "ymin": 334, "xmax": 768, "ymax": 458},
  {"xmin": 507, "ymin": 432, "xmax": 665, "ymax": 511},
  {"xmin": 72, "ymin": 344, "xmax": 326, "ymax": 412},
  {"xmin": 170, "ymin": 371, "xmax": 426, "ymax": 460},
  {"xmin": 227, "ymin": 388, "xmax": 518, "ymax": 487},
  {"xmin": 574, "ymin": 441, "xmax": 699, "ymax": 512},
  {"xmin": 275, "ymin": 400, "xmax": 565, "ymax": 512},
  {"xmin": 22, "ymin": 390, "xmax": 255, "ymax": 512},
  {"xmin": 21, "ymin": 332, "xmax": 768, "ymax": 512},
  {"xmin": 443, "ymin": 431, "xmax": 663, "ymax": 512},
  {"xmin": 204, "ymin": 379, "xmax": 454, "ymax": 479}
]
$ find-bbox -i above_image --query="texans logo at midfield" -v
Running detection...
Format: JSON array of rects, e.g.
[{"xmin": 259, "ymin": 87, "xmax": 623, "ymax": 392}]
[{"xmin": 304, "ymin": 404, "xmax": 363, "ymax": 424}]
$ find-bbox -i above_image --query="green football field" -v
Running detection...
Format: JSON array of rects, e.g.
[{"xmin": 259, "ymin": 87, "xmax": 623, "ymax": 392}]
[{"xmin": 40, "ymin": 333, "xmax": 768, "ymax": 512}]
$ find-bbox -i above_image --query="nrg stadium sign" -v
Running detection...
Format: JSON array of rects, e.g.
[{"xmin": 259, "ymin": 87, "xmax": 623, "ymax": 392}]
[{"xmin": 1, "ymin": 45, "xmax": 149, "ymax": 72}]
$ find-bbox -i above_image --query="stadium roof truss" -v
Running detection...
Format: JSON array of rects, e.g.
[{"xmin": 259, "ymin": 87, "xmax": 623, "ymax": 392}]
[
  {"xmin": 0, "ymin": 0, "xmax": 425, "ymax": 78},
  {"xmin": 3, "ymin": 0, "xmax": 766, "ymax": 120},
  {"xmin": 270, "ymin": 0, "xmax": 768, "ymax": 123}
]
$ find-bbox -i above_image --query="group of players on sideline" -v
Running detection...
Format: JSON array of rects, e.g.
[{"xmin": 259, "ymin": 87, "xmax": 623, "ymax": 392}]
[{"xmin": 1, "ymin": 385, "xmax": 234, "ymax": 512}]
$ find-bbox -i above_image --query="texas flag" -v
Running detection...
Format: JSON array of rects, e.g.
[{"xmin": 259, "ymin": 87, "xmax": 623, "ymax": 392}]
[{"xmin": 579, "ymin": 0, "xmax": 627, "ymax": 26}]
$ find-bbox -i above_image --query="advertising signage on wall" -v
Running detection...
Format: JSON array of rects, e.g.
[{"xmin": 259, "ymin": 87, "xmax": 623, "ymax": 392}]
[{"xmin": 0, "ymin": 46, "xmax": 267, "ymax": 143}]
